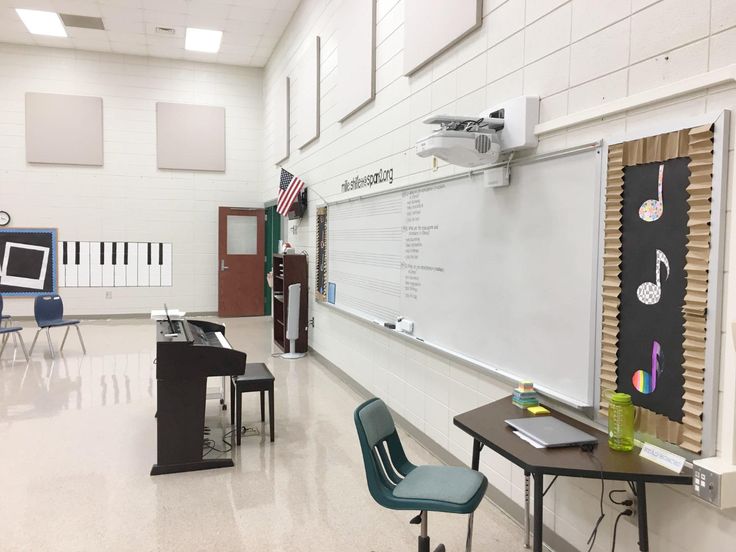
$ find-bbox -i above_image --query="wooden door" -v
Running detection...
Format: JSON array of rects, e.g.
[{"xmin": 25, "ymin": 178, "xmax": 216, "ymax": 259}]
[{"xmin": 218, "ymin": 207, "xmax": 265, "ymax": 317}]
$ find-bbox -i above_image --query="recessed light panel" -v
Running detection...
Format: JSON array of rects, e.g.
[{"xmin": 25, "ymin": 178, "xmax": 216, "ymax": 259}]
[
  {"xmin": 16, "ymin": 9, "xmax": 67, "ymax": 37},
  {"xmin": 184, "ymin": 28, "xmax": 222, "ymax": 53}
]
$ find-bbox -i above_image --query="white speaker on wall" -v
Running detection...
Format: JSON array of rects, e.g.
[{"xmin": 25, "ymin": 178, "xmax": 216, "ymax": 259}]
[{"xmin": 283, "ymin": 283, "xmax": 305, "ymax": 359}]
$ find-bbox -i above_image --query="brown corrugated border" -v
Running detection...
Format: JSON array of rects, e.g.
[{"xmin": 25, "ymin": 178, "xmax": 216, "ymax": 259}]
[
  {"xmin": 600, "ymin": 125, "xmax": 714, "ymax": 454},
  {"xmin": 315, "ymin": 206, "xmax": 328, "ymax": 301}
]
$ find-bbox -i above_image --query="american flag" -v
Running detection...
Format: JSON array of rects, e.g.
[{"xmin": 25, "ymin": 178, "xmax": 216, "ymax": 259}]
[{"xmin": 276, "ymin": 168, "xmax": 305, "ymax": 216}]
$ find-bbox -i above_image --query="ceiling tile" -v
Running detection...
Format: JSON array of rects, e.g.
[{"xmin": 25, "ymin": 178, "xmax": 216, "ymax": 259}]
[
  {"xmin": 228, "ymin": 6, "xmax": 272, "ymax": 23},
  {"xmin": 71, "ymin": 37, "xmax": 111, "ymax": 51},
  {"xmin": 52, "ymin": 0, "xmax": 101, "ymax": 17},
  {"xmin": 0, "ymin": 0, "xmax": 301, "ymax": 66},
  {"xmin": 109, "ymin": 42, "xmax": 147, "ymax": 56},
  {"xmin": 143, "ymin": 10, "xmax": 188, "ymax": 27}
]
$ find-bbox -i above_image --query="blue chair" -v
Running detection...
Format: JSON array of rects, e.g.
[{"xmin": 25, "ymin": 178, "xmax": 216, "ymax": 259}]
[
  {"xmin": 28, "ymin": 294, "xmax": 86, "ymax": 358},
  {"xmin": 0, "ymin": 294, "xmax": 12, "ymax": 327},
  {"xmin": 354, "ymin": 398, "xmax": 488, "ymax": 552},
  {"xmin": 0, "ymin": 326, "xmax": 28, "ymax": 360}
]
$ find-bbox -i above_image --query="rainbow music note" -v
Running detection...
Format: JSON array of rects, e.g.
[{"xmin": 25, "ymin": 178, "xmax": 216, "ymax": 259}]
[
  {"xmin": 636, "ymin": 249, "xmax": 670, "ymax": 305},
  {"xmin": 639, "ymin": 164, "xmax": 665, "ymax": 222},
  {"xmin": 632, "ymin": 341, "xmax": 663, "ymax": 394}
]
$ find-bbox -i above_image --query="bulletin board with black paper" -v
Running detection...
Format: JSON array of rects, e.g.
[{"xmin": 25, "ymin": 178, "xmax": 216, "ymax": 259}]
[{"xmin": 600, "ymin": 113, "xmax": 729, "ymax": 456}]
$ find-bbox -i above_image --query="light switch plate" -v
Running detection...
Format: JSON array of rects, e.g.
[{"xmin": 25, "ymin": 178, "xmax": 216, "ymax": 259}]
[
  {"xmin": 692, "ymin": 457, "xmax": 736, "ymax": 509},
  {"xmin": 692, "ymin": 463, "xmax": 721, "ymax": 507}
]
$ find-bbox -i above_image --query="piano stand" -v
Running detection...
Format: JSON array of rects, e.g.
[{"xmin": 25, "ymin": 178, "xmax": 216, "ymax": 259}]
[
  {"xmin": 152, "ymin": 319, "xmax": 246, "ymax": 477},
  {"xmin": 151, "ymin": 458, "xmax": 233, "ymax": 476}
]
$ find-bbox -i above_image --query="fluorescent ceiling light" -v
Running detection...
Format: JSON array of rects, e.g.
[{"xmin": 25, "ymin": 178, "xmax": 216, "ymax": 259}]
[
  {"xmin": 16, "ymin": 9, "xmax": 67, "ymax": 37},
  {"xmin": 185, "ymin": 28, "xmax": 222, "ymax": 53}
]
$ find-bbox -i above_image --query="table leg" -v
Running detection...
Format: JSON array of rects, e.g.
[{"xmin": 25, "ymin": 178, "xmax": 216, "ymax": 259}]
[
  {"xmin": 532, "ymin": 472, "xmax": 543, "ymax": 552},
  {"xmin": 471, "ymin": 439, "xmax": 482, "ymax": 471},
  {"xmin": 524, "ymin": 471, "xmax": 531, "ymax": 549},
  {"xmin": 636, "ymin": 481, "xmax": 649, "ymax": 552}
]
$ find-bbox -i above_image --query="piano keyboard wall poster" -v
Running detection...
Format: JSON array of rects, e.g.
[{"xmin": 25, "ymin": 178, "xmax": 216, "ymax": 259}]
[
  {"xmin": 0, "ymin": 228, "xmax": 57, "ymax": 296},
  {"xmin": 58, "ymin": 241, "xmax": 173, "ymax": 287}
]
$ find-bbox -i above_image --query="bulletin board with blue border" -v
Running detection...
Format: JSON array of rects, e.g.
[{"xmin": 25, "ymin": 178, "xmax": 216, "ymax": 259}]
[{"xmin": 0, "ymin": 228, "xmax": 57, "ymax": 296}]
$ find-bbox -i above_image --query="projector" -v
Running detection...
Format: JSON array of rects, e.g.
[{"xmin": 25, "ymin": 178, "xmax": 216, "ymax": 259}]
[{"xmin": 415, "ymin": 115, "xmax": 503, "ymax": 168}]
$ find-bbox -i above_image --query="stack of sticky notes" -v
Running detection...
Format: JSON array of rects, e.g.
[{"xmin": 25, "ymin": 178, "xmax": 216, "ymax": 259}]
[{"xmin": 512, "ymin": 381, "xmax": 539, "ymax": 409}]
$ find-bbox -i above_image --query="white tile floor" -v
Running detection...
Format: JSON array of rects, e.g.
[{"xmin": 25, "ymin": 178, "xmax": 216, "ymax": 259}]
[{"xmin": 0, "ymin": 316, "xmax": 528, "ymax": 551}]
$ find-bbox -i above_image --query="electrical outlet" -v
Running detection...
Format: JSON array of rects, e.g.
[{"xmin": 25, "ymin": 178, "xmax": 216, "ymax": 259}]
[
  {"xmin": 105, "ymin": 291, "xmax": 112, "ymax": 299},
  {"xmin": 626, "ymin": 492, "xmax": 637, "ymax": 519}
]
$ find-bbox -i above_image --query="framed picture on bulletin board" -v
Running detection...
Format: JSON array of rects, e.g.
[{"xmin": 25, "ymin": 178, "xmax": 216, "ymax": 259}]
[
  {"xmin": 0, "ymin": 228, "xmax": 57, "ymax": 296},
  {"xmin": 599, "ymin": 112, "xmax": 729, "ymax": 456}
]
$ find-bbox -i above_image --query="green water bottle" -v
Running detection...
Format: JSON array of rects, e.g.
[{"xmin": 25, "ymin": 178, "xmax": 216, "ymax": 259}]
[{"xmin": 608, "ymin": 393, "xmax": 635, "ymax": 452}]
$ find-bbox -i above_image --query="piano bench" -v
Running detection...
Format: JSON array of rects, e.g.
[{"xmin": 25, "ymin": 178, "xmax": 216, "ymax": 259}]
[{"xmin": 230, "ymin": 363, "xmax": 275, "ymax": 445}]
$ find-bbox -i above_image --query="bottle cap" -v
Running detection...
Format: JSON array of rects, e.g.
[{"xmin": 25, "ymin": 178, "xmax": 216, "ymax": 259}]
[{"xmin": 610, "ymin": 392, "xmax": 632, "ymax": 405}]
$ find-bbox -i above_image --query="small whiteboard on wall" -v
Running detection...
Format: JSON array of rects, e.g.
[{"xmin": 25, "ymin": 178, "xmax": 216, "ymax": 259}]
[
  {"xmin": 25, "ymin": 92, "xmax": 103, "ymax": 166},
  {"xmin": 336, "ymin": 0, "xmax": 376, "ymax": 122},
  {"xmin": 156, "ymin": 102, "xmax": 225, "ymax": 171},
  {"xmin": 273, "ymin": 77, "xmax": 290, "ymax": 164},
  {"xmin": 403, "ymin": 0, "xmax": 482, "ymax": 76},
  {"xmin": 293, "ymin": 36, "xmax": 321, "ymax": 149}
]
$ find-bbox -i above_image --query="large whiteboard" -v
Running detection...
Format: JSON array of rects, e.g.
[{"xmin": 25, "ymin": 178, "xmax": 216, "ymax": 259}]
[{"xmin": 328, "ymin": 147, "xmax": 603, "ymax": 406}]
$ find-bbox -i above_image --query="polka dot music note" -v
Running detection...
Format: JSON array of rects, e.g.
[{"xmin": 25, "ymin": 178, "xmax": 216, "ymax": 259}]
[
  {"xmin": 636, "ymin": 249, "xmax": 670, "ymax": 305},
  {"xmin": 639, "ymin": 164, "xmax": 664, "ymax": 222},
  {"xmin": 632, "ymin": 341, "xmax": 663, "ymax": 394}
]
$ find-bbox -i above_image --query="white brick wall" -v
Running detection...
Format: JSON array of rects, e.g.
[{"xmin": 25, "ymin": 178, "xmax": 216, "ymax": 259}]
[
  {"xmin": 262, "ymin": 0, "xmax": 736, "ymax": 550},
  {"xmin": 0, "ymin": 43, "xmax": 263, "ymax": 316}
]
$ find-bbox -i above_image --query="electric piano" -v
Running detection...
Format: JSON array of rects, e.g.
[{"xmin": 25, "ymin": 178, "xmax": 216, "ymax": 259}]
[{"xmin": 151, "ymin": 318, "xmax": 246, "ymax": 476}]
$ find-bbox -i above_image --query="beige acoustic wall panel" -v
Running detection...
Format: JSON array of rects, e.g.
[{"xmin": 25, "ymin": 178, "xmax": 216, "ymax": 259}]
[
  {"xmin": 273, "ymin": 77, "xmax": 290, "ymax": 164},
  {"xmin": 293, "ymin": 36, "xmax": 320, "ymax": 150},
  {"xmin": 403, "ymin": 0, "xmax": 482, "ymax": 76},
  {"xmin": 336, "ymin": 0, "xmax": 376, "ymax": 122},
  {"xmin": 25, "ymin": 92, "xmax": 103, "ymax": 166},
  {"xmin": 156, "ymin": 102, "xmax": 225, "ymax": 171}
]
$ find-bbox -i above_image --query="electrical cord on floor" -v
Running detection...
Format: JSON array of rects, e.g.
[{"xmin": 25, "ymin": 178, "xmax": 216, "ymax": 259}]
[
  {"xmin": 611, "ymin": 509, "xmax": 633, "ymax": 551},
  {"xmin": 202, "ymin": 427, "xmax": 237, "ymax": 456},
  {"xmin": 581, "ymin": 446, "xmax": 606, "ymax": 552},
  {"xmin": 608, "ymin": 489, "xmax": 633, "ymax": 507}
]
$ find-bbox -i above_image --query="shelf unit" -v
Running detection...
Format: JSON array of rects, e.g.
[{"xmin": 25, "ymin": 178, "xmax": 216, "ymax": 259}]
[{"xmin": 272, "ymin": 254, "xmax": 308, "ymax": 353}]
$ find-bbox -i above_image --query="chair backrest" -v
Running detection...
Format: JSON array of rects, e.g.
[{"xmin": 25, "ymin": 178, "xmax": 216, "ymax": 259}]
[
  {"xmin": 354, "ymin": 398, "xmax": 414, "ymax": 508},
  {"xmin": 34, "ymin": 294, "xmax": 64, "ymax": 326}
]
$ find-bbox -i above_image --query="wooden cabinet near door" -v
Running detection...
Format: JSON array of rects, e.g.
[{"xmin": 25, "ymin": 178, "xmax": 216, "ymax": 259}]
[{"xmin": 272, "ymin": 254, "xmax": 308, "ymax": 353}]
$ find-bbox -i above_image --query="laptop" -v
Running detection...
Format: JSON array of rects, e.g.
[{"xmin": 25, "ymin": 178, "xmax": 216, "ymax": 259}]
[{"xmin": 505, "ymin": 416, "xmax": 598, "ymax": 448}]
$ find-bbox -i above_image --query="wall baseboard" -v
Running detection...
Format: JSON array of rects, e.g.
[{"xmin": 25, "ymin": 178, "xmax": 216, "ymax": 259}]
[
  {"xmin": 309, "ymin": 347, "xmax": 577, "ymax": 552},
  {"xmin": 6, "ymin": 311, "xmax": 218, "ymax": 322}
]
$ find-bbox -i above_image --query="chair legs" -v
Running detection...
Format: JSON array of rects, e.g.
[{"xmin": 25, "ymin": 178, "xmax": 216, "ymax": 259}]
[
  {"xmin": 60, "ymin": 327, "xmax": 70, "ymax": 352},
  {"xmin": 28, "ymin": 329, "xmax": 41, "ymax": 356},
  {"xmin": 28, "ymin": 325, "xmax": 86, "ymax": 358},
  {"xmin": 74, "ymin": 325, "xmax": 87, "ymax": 354},
  {"xmin": 45, "ymin": 328, "xmax": 55, "ymax": 359},
  {"xmin": 1, "ymin": 332, "xmax": 29, "ymax": 361},
  {"xmin": 417, "ymin": 511, "xmax": 445, "ymax": 552},
  {"xmin": 465, "ymin": 512, "xmax": 475, "ymax": 552}
]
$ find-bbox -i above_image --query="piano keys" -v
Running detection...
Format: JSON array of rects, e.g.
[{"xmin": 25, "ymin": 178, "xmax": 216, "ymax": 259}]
[{"xmin": 58, "ymin": 241, "xmax": 173, "ymax": 287}]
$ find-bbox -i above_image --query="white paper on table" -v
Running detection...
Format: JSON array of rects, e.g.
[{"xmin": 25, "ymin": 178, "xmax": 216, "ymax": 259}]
[{"xmin": 513, "ymin": 430, "xmax": 546, "ymax": 449}]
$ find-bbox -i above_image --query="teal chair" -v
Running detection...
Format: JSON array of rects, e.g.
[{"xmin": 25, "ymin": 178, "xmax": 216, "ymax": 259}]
[{"xmin": 354, "ymin": 398, "xmax": 488, "ymax": 552}]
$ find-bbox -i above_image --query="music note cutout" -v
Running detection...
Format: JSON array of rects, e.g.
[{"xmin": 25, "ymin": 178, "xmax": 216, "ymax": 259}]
[
  {"xmin": 639, "ymin": 164, "xmax": 665, "ymax": 222},
  {"xmin": 632, "ymin": 341, "xmax": 663, "ymax": 394},
  {"xmin": 636, "ymin": 249, "xmax": 670, "ymax": 305}
]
